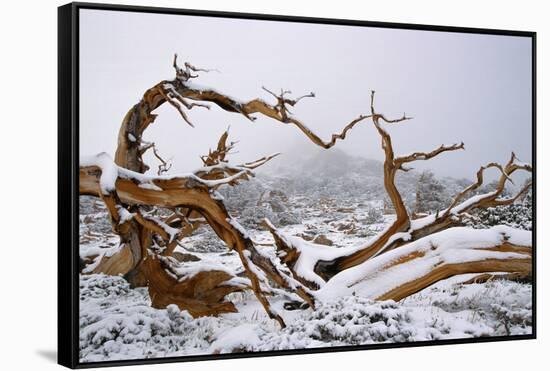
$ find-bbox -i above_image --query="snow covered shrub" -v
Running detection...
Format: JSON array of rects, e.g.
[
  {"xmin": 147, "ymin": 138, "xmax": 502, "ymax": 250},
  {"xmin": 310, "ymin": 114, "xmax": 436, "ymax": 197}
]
[
  {"xmin": 219, "ymin": 177, "xmax": 301, "ymax": 229},
  {"xmin": 185, "ymin": 226, "xmax": 227, "ymax": 252},
  {"xmin": 490, "ymin": 302, "xmax": 532, "ymax": 336},
  {"xmin": 465, "ymin": 196, "xmax": 532, "ymax": 231},
  {"xmin": 239, "ymin": 205, "xmax": 276, "ymax": 229},
  {"xmin": 239, "ymin": 202, "xmax": 301, "ymax": 229},
  {"xmin": 364, "ymin": 206, "xmax": 384, "ymax": 224},
  {"xmin": 251, "ymin": 297, "xmax": 416, "ymax": 351},
  {"xmin": 79, "ymin": 274, "xmax": 219, "ymax": 362},
  {"xmin": 301, "ymin": 298, "xmax": 415, "ymax": 343},
  {"xmin": 406, "ymin": 279, "xmax": 532, "ymax": 338},
  {"xmin": 79, "ymin": 273, "xmax": 131, "ymax": 301},
  {"xmin": 276, "ymin": 210, "xmax": 302, "ymax": 226},
  {"xmin": 463, "ymin": 179, "xmax": 531, "ymax": 230}
]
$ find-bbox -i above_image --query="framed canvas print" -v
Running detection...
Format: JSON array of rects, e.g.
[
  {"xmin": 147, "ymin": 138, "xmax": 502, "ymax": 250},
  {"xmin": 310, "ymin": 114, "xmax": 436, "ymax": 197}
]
[{"xmin": 58, "ymin": 2, "xmax": 536, "ymax": 368}]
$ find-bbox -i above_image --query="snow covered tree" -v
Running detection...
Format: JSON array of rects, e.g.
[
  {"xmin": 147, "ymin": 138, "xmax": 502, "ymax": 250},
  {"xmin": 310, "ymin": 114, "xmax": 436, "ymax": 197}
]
[
  {"xmin": 80, "ymin": 55, "xmax": 532, "ymax": 327},
  {"xmin": 414, "ymin": 170, "xmax": 448, "ymax": 215}
]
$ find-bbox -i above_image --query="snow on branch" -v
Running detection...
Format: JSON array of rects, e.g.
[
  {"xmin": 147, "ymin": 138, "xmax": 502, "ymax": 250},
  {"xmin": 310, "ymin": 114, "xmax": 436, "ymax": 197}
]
[
  {"xmin": 193, "ymin": 129, "xmax": 280, "ymax": 187},
  {"xmin": 80, "ymin": 152, "xmax": 255, "ymax": 195},
  {"xmin": 317, "ymin": 226, "xmax": 532, "ymax": 302},
  {"xmin": 488, "ymin": 180, "xmax": 532, "ymax": 207},
  {"xmin": 134, "ymin": 211, "xmax": 180, "ymax": 243},
  {"xmin": 259, "ymin": 92, "xmax": 421, "ymax": 280},
  {"xmin": 443, "ymin": 153, "xmax": 532, "ymax": 218},
  {"xmin": 160, "ymin": 83, "xmax": 210, "ymax": 128},
  {"xmin": 265, "ymin": 218, "xmax": 354, "ymax": 289},
  {"xmin": 369, "ymin": 153, "xmax": 533, "ymax": 255}
]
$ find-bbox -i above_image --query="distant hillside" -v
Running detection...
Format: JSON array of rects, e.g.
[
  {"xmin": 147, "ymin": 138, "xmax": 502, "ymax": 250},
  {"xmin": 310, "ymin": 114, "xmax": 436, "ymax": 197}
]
[{"xmin": 261, "ymin": 147, "xmax": 421, "ymax": 205}]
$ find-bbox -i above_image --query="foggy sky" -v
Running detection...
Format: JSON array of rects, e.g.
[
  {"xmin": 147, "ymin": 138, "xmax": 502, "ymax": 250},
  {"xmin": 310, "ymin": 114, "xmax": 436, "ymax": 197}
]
[{"xmin": 79, "ymin": 9, "xmax": 532, "ymax": 183}]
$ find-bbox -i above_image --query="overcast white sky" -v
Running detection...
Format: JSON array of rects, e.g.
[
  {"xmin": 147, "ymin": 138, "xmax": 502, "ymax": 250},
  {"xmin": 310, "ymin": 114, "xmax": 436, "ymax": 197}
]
[{"xmin": 79, "ymin": 9, "xmax": 532, "ymax": 182}]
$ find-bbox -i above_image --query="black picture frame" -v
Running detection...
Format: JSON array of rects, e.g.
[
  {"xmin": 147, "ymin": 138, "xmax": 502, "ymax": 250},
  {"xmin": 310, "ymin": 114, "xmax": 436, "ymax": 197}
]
[{"xmin": 58, "ymin": 2, "xmax": 537, "ymax": 369}]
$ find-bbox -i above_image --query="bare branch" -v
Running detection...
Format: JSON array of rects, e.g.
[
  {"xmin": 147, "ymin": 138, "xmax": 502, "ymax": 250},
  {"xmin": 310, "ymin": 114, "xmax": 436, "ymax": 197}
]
[
  {"xmin": 290, "ymin": 91, "xmax": 316, "ymax": 105},
  {"xmin": 241, "ymin": 153, "xmax": 281, "ymax": 169},
  {"xmin": 151, "ymin": 145, "xmax": 172, "ymax": 175},
  {"xmin": 200, "ymin": 129, "xmax": 234, "ymax": 166},
  {"xmin": 193, "ymin": 129, "xmax": 280, "ymax": 187},
  {"xmin": 484, "ymin": 180, "xmax": 532, "ymax": 207},
  {"xmin": 441, "ymin": 151, "xmax": 533, "ymax": 217},
  {"xmin": 442, "ymin": 162, "xmax": 506, "ymax": 216},
  {"xmin": 233, "ymin": 245, "xmax": 287, "ymax": 328},
  {"xmin": 370, "ymin": 90, "xmax": 413, "ymax": 123},
  {"xmin": 173, "ymin": 53, "xmax": 194, "ymax": 80},
  {"xmin": 138, "ymin": 141, "xmax": 155, "ymax": 155},
  {"xmin": 287, "ymin": 115, "xmax": 372, "ymax": 149},
  {"xmin": 175, "ymin": 81, "xmax": 371, "ymax": 148},
  {"xmin": 396, "ymin": 142, "xmax": 465, "ymax": 166},
  {"xmin": 378, "ymin": 113, "xmax": 413, "ymax": 124},
  {"xmin": 184, "ymin": 61, "xmax": 219, "ymax": 74},
  {"xmin": 261, "ymin": 86, "xmax": 314, "ymax": 122},
  {"xmin": 261, "ymin": 86, "xmax": 279, "ymax": 99}
]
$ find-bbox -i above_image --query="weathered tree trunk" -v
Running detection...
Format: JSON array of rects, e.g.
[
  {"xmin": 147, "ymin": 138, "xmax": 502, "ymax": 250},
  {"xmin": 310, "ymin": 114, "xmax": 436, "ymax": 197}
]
[{"xmin": 80, "ymin": 153, "xmax": 318, "ymax": 326}]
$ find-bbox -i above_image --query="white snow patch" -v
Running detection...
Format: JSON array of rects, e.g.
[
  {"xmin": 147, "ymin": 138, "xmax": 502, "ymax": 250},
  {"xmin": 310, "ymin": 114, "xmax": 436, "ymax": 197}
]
[{"xmin": 137, "ymin": 182, "xmax": 163, "ymax": 191}]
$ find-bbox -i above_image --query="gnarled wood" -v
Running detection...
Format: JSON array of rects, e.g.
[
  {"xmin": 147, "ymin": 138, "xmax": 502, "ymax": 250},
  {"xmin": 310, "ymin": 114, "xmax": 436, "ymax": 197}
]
[
  {"xmin": 461, "ymin": 272, "xmax": 532, "ymax": 285},
  {"xmin": 376, "ymin": 257, "xmax": 531, "ymax": 301},
  {"xmin": 143, "ymin": 254, "xmax": 243, "ymax": 317},
  {"xmin": 80, "ymin": 55, "xmax": 532, "ymax": 326}
]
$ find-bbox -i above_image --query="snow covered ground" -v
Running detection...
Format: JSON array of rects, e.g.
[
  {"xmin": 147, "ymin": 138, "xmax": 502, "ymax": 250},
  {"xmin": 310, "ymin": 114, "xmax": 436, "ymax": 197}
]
[{"xmin": 79, "ymin": 273, "xmax": 531, "ymax": 362}]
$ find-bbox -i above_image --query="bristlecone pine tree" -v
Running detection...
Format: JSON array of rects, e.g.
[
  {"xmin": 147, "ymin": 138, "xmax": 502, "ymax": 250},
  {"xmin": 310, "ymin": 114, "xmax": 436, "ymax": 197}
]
[{"xmin": 80, "ymin": 55, "xmax": 533, "ymax": 328}]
